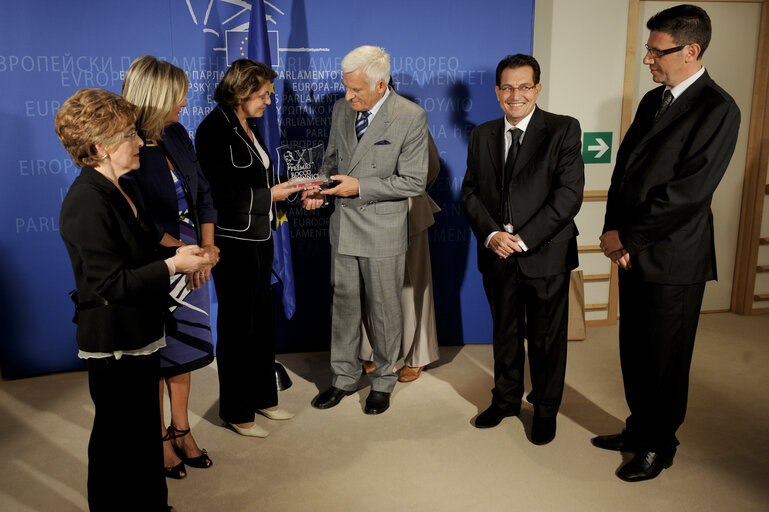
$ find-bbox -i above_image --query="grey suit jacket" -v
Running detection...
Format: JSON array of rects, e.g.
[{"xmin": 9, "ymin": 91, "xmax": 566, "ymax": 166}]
[{"xmin": 321, "ymin": 91, "xmax": 429, "ymax": 257}]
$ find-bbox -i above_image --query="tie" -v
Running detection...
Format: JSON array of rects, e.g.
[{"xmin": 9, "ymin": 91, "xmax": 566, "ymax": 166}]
[
  {"xmin": 355, "ymin": 111, "xmax": 370, "ymax": 141},
  {"xmin": 502, "ymin": 127, "xmax": 522, "ymax": 228},
  {"xmin": 655, "ymin": 89, "xmax": 674, "ymax": 121},
  {"xmin": 503, "ymin": 127, "xmax": 523, "ymax": 180}
]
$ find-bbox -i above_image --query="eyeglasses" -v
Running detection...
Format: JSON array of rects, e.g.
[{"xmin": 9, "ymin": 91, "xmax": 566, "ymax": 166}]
[
  {"xmin": 498, "ymin": 84, "xmax": 537, "ymax": 93},
  {"xmin": 123, "ymin": 130, "xmax": 138, "ymax": 139},
  {"xmin": 644, "ymin": 44, "xmax": 687, "ymax": 59}
]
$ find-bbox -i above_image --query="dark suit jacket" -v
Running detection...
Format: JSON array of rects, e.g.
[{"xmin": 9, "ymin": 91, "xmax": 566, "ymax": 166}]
[
  {"xmin": 59, "ymin": 167, "xmax": 173, "ymax": 353},
  {"xmin": 462, "ymin": 107, "xmax": 584, "ymax": 278},
  {"xmin": 603, "ymin": 71, "xmax": 740, "ymax": 284},
  {"xmin": 195, "ymin": 105, "xmax": 275, "ymax": 242},
  {"xmin": 122, "ymin": 122, "xmax": 217, "ymax": 243}
]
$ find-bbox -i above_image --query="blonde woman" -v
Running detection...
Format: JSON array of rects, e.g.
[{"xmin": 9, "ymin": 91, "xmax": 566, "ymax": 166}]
[
  {"xmin": 57, "ymin": 88, "xmax": 208, "ymax": 511},
  {"xmin": 122, "ymin": 56, "xmax": 218, "ymax": 478}
]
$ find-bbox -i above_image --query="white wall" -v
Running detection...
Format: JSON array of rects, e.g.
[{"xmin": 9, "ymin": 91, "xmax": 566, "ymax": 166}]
[{"xmin": 533, "ymin": 0, "xmax": 761, "ymax": 314}]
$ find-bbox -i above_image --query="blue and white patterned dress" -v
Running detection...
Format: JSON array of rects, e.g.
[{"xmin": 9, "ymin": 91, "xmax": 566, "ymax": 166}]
[{"xmin": 159, "ymin": 164, "xmax": 214, "ymax": 376}]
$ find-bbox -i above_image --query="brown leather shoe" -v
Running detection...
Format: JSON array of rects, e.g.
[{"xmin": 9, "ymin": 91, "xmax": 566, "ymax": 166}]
[
  {"xmin": 398, "ymin": 365, "xmax": 424, "ymax": 382},
  {"xmin": 362, "ymin": 361, "xmax": 376, "ymax": 374}
]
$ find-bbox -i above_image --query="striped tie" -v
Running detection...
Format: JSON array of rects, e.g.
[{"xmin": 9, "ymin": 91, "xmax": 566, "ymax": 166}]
[
  {"xmin": 355, "ymin": 111, "xmax": 370, "ymax": 141},
  {"xmin": 655, "ymin": 89, "xmax": 674, "ymax": 121}
]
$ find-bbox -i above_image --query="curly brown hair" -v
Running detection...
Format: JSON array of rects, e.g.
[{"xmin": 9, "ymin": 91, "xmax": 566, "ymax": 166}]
[
  {"xmin": 55, "ymin": 89, "xmax": 137, "ymax": 168},
  {"xmin": 214, "ymin": 58, "xmax": 277, "ymax": 110}
]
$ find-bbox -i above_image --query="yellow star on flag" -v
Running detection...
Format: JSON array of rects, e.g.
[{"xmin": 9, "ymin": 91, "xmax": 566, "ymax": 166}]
[{"xmin": 275, "ymin": 209, "xmax": 288, "ymax": 227}]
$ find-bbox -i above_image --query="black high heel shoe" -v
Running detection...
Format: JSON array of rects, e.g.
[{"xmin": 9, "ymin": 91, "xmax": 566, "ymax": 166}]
[
  {"xmin": 168, "ymin": 424, "xmax": 213, "ymax": 469},
  {"xmin": 162, "ymin": 429, "xmax": 187, "ymax": 479}
]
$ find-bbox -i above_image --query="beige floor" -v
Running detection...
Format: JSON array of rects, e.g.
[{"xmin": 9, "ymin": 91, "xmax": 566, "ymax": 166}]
[{"xmin": 1, "ymin": 312, "xmax": 768, "ymax": 511}]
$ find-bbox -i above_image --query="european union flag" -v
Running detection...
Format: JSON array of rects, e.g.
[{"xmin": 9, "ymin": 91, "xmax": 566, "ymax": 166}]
[
  {"xmin": 249, "ymin": 0, "xmax": 296, "ymax": 319},
  {"xmin": 225, "ymin": 29, "xmax": 278, "ymax": 67}
]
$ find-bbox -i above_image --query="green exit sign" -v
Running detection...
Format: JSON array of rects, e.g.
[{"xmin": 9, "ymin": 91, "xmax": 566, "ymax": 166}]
[{"xmin": 583, "ymin": 132, "xmax": 612, "ymax": 164}]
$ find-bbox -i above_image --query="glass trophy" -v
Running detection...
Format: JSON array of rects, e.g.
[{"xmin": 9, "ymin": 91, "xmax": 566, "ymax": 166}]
[{"xmin": 276, "ymin": 143, "xmax": 331, "ymax": 189}]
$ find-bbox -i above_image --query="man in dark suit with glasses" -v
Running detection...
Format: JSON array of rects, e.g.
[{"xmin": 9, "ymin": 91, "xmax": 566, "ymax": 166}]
[{"xmin": 596, "ymin": 4, "xmax": 740, "ymax": 482}]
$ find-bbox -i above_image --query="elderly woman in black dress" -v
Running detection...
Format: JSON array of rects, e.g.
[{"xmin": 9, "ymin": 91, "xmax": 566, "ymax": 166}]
[
  {"xmin": 195, "ymin": 58, "xmax": 297, "ymax": 437},
  {"xmin": 121, "ymin": 55, "xmax": 219, "ymax": 477},
  {"xmin": 57, "ymin": 88, "xmax": 209, "ymax": 511}
]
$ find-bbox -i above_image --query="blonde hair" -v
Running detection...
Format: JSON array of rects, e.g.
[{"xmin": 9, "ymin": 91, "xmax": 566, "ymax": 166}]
[
  {"xmin": 55, "ymin": 89, "xmax": 137, "ymax": 168},
  {"xmin": 214, "ymin": 58, "xmax": 277, "ymax": 110},
  {"xmin": 341, "ymin": 46, "xmax": 390, "ymax": 91},
  {"xmin": 121, "ymin": 55, "xmax": 188, "ymax": 139}
]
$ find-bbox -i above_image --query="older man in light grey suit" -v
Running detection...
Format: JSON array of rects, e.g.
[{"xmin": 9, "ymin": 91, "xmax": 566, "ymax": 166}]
[
  {"xmin": 302, "ymin": 45, "xmax": 428, "ymax": 414},
  {"xmin": 360, "ymin": 132, "xmax": 441, "ymax": 382}
]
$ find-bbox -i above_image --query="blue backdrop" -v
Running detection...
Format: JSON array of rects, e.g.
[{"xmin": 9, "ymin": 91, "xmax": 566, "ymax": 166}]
[{"xmin": 0, "ymin": 0, "xmax": 534, "ymax": 378}]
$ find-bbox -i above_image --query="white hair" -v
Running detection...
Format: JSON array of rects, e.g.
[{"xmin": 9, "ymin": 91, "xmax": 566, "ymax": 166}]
[{"xmin": 341, "ymin": 45, "xmax": 390, "ymax": 91}]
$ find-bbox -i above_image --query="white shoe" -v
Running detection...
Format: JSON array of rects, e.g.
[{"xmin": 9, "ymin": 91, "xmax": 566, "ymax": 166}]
[
  {"xmin": 229, "ymin": 422, "xmax": 269, "ymax": 438},
  {"xmin": 257, "ymin": 408, "xmax": 294, "ymax": 420}
]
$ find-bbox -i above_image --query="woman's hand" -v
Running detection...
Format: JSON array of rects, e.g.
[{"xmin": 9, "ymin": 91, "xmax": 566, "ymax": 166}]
[
  {"xmin": 186, "ymin": 267, "xmax": 212, "ymax": 289},
  {"xmin": 172, "ymin": 245, "xmax": 208, "ymax": 272},
  {"xmin": 171, "ymin": 245, "xmax": 211, "ymax": 290},
  {"xmin": 201, "ymin": 244, "xmax": 220, "ymax": 268},
  {"xmin": 271, "ymin": 181, "xmax": 302, "ymax": 202}
]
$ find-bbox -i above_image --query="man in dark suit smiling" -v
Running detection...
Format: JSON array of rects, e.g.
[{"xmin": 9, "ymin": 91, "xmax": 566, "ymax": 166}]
[
  {"xmin": 596, "ymin": 4, "xmax": 740, "ymax": 482},
  {"xmin": 462, "ymin": 54, "xmax": 584, "ymax": 445}
]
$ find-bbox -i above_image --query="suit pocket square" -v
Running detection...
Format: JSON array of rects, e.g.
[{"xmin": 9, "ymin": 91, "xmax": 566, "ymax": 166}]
[{"xmin": 374, "ymin": 140, "xmax": 391, "ymax": 145}]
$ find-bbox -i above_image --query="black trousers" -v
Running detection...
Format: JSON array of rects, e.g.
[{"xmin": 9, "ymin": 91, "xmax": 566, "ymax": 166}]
[
  {"xmin": 85, "ymin": 352, "xmax": 167, "ymax": 512},
  {"xmin": 482, "ymin": 258, "xmax": 569, "ymax": 417},
  {"xmin": 618, "ymin": 269, "xmax": 705, "ymax": 454},
  {"xmin": 212, "ymin": 236, "xmax": 277, "ymax": 424}
]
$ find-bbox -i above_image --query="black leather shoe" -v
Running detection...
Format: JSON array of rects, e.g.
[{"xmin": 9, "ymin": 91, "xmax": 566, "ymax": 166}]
[
  {"xmin": 617, "ymin": 450, "xmax": 674, "ymax": 482},
  {"xmin": 531, "ymin": 415, "xmax": 556, "ymax": 445},
  {"xmin": 364, "ymin": 390, "xmax": 391, "ymax": 415},
  {"xmin": 312, "ymin": 386, "xmax": 354, "ymax": 409},
  {"xmin": 591, "ymin": 431, "xmax": 636, "ymax": 452},
  {"xmin": 474, "ymin": 405, "xmax": 519, "ymax": 429}
]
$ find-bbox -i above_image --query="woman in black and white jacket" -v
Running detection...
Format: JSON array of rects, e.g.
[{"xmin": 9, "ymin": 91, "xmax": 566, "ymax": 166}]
[{"xmin": 195, "ymin": 59, "xmax": 296, "ymax": 437}]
